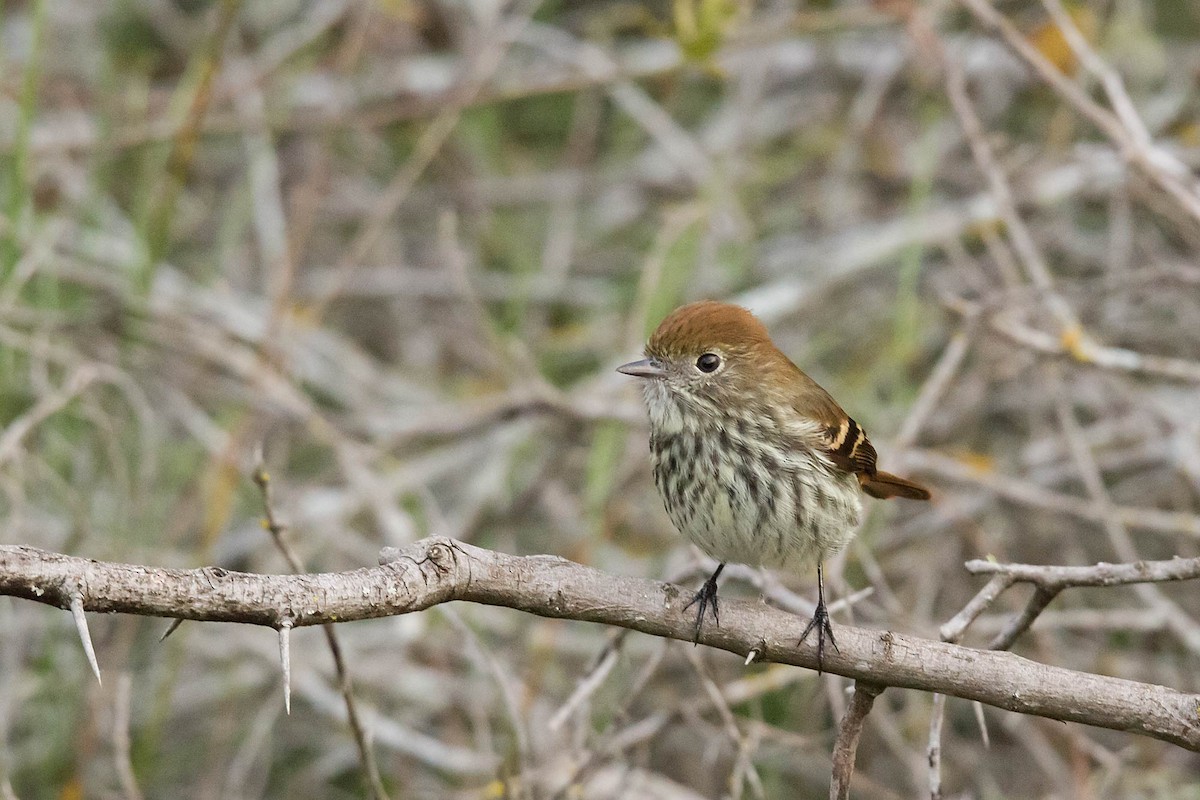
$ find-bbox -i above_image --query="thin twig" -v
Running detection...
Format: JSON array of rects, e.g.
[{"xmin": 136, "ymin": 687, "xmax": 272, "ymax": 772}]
[
  {"xmin": 986, "ymin": 310, "xmax": 1200, "ymax": 384},
  {"xmin": 252, "ymin": 459, "xmax": 390, "ymax": 800},
  {"xmin": 113, "ymin": 673, "xmax": 145, "ymax": 800},
  {"xmin": 939, "ymin": 574, "xmax": 1012, "ymax": 642},
  {"xmin": 830, "ymin": 681, "xmax": 885, "ymax": 800},
  {"xmin": 927, "ymin": 692, "xmax": 947, "ymax": 800},
  {"xmin": 929, "ymin": 573, "xmax": 1012, "ymax": 797},
  {"xmin": 986, "ymin": 586, "xmax": 1059, "ymax": 651},
  {"xmin": 965, "ymin": 556, "xmax": 1200, "ymax": 588},
  {"xmin": 0, "ymin": 366, "xmax": 98, "ymax": 468},
  {"xmin": 548, "ymin": 629, "xmax": 627, "ymax": 732},
  {"xmin": 893, "ymin": 324, "xmax": 977, "ymax": 451}
]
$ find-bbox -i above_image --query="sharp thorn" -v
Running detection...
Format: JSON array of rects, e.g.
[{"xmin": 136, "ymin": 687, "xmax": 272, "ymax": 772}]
[
  {"xmin": 69, "ymin": 593, "xmax": 101, "ymax": 685},
  {"xmin": 159, "ymin": 618, "xmax": 185, "ymax": 642},
  {"xmin": 745, "ymin": 648, "xmax": 759, "ymax": 666},
  {"xmin": 278, "ymin": 621, "xmax": 292, "ymax": 715}
]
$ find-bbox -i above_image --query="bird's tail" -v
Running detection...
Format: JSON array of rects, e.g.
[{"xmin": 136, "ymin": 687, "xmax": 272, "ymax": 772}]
[{"xmin": 861, "ymin": 471, "xmax": 931, "ymax": 501}]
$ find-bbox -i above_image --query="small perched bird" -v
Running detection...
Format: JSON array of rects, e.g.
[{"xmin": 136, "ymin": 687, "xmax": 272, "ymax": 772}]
[{"xmin": 618, "ymin": 301, "xmax": 930, "ymax": 668}]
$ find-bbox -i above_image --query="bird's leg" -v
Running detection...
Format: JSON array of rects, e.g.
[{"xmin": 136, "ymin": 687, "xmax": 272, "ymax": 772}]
[
  {"xmin": 798, "ymin": 562, "xmax": 839, "ymax": 673},
  {"xmin": 683, "ymin": 563, "xmax": 725, "ymax": 645}
]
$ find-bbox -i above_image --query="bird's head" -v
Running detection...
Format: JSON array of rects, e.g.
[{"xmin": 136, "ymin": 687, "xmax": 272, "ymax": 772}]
[{"xmin": 618, "ymin": 301, "xmax": 797, "ymax": 422}]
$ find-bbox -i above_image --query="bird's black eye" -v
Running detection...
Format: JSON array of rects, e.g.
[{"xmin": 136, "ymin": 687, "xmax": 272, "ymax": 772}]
[{"xmin": 696, "ymin": 353, "xmax": 721, "ymax": 373}]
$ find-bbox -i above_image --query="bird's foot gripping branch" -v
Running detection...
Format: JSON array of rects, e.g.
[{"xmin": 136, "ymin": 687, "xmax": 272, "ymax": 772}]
[{"xmin": 0, "ymin": 537, "xmax": 1198, "ymax": 753}]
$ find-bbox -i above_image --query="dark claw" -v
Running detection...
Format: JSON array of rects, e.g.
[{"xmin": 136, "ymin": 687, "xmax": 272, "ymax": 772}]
[
  {"xmin": 683, "ymin": 563, "xmax": 725, "ymax": 645},
  {"xmin": 799, "ymin": 562, "xmax": 839, "ymax": 673},
  {"xmin": 798, "ymin": 598, "xmax": 839, "ymax": 673}
]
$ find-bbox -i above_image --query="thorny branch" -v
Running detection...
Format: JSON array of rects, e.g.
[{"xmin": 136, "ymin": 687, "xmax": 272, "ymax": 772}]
[{"xmin": 0, "ymin": 537, "xmax": 1197, "ymax": 753}]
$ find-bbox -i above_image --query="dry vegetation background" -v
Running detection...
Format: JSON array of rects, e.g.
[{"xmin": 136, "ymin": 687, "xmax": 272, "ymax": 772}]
[{"xmin": 2, "ymin": 0, "xmax": 1200, "ymax": 798}]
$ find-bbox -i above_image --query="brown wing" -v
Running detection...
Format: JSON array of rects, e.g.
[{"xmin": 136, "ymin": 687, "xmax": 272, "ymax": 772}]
[
  {"xmin": 826, "ymin": 417, "xmax": 930, "ymax": 500},
  {"xmin": 788, "ymin": 370, "xmax": 931, "ymax": 501},
  {"xmin": 823, "ymin": 416, "xmax": 878, "ymax": 476},
  {"xmin": 780, "ymin": 369, "xmax": 874, "ymax": 473}
]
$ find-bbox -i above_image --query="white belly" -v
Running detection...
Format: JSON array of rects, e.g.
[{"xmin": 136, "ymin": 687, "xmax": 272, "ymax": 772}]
[{"xmin": 651, "ymin": 428, "xmax": 863, "ymax": 573}]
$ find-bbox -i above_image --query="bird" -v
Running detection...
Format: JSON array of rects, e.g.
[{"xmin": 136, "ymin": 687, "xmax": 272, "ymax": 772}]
[{"xmin": 617, "ymin": 300, "xmax": 930, "ymax": 669}]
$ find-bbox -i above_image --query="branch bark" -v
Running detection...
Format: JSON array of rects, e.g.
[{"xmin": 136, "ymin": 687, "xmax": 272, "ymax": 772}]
[{"xmin": 1, "ymin": 537, "xmax": 1198, "ymax": 751}]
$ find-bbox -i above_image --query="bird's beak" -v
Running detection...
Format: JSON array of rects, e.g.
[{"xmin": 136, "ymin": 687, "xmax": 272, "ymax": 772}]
[{"xmin": 617, "ymin": 358, "xmax": 667, "ymax": 379}]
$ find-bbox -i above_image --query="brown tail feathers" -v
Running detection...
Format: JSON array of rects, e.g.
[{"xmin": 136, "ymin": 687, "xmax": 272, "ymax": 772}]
[{"xmin": 860, "ymin": 471, "xmax": 931, "ymax": 501}]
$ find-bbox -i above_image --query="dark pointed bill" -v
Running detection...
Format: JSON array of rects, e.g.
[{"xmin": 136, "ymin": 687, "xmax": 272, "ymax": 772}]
[{"xmin": 617, "ymin": 358, "xmax": 667, "ymax": 379}]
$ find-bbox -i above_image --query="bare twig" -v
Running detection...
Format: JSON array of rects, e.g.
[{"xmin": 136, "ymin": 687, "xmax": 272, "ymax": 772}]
[
  {"xmin": 252, "ymin": 459, "xmax": 390, "ymax": 800},
  {"xmin": 548, "ymin": 630, "xmax": 626, "ymax": 732},
  {"xmin": 986, "ymin": 310, "xmax": 1200, "ymax": 384},
  {"xmin": 986, "ymin": 586, "xmax": 1059, "ymax": 651},
  {"xmin": 0, "ymin": 366, "xmax": 98, "ymax": 468},
  {"xmin": 927, "ymin": 551, "xmax": 1200, "ymax": 786},
  {"xmin": 965, "ymin": 556, "xmax": 1200, "ymax": 588},
  {"xmin": 113, "ymin": 673, "xmax": 145, "ymax": 800},
  {"xmin": 927, "ymin": 692, "xmax": 947, "ymax": 800},
  {"xmin": 929, "ymin": 573, "xmax": 1011, "ymax": 798},
  {"xmin": 893, "ymin": 324, "xmax": 977, "ymax": 450},
  {"xmin": 684, "ymin": 647, "xmax": 765, "ymax": 800},
  {"xmin": 440, "ymin": 606, "xmax": 535, "ymax": 799},
  {"xmin": 297, "ymin": 676, "xmax": 496, "ymax": 776},
  {"xmin": 521, "ymin": 23, "xmax": 714, "ymax": 189},
  {"xmin": 939, "ymin": 574, "xmax": 1012, "ymax": 643},
  {"xmin": 830, "ymin": 681, "xmax": 885, "ymax": 800}
]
